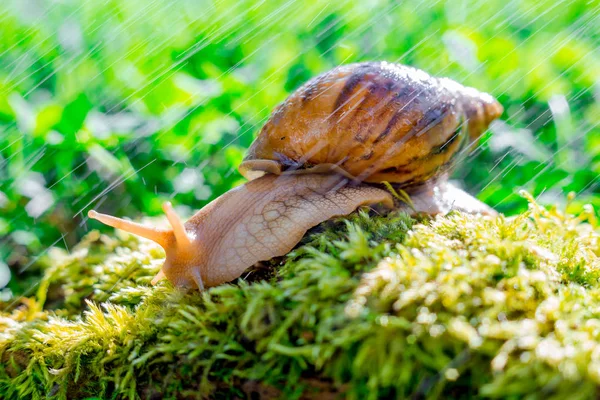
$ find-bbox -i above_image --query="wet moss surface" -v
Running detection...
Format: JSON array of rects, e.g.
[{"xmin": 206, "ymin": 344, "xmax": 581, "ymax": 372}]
[{"xmin": 1, "ymin": 195, "xmax": 600, "ymax": 399}]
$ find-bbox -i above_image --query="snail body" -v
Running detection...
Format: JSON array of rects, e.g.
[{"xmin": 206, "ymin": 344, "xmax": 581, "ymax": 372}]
[
  {"xmin": 90, "ymin": 174, "xmax": 392, "ymax": 289},
  {"xmin": 89, "ymin": 61, "xmax": 503, "ymax": 290}
]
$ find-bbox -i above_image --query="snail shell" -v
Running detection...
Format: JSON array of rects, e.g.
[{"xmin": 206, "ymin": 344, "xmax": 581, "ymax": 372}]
[{"xmin": 239, "ymin": 61, "xmax": 502, "ymax": 186}]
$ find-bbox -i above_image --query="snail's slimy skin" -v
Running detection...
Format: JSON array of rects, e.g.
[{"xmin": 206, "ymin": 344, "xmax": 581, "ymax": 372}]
[
  {"xmin": 89, "ymin": 174, "xmax": 393, "ymax": 289},
  {"xmin": 402, "ymin": 181, "xmax": 497, "ymax": 216}
]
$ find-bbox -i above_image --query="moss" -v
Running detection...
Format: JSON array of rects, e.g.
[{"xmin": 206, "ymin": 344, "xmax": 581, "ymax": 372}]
[{"xmin": 1, "ymin": 194, "xmax": 600, "ymax": 399}]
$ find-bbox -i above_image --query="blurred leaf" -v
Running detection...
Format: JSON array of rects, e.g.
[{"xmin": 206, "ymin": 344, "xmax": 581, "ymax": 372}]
[
  {"xmin": 56, "ymin": 93, "xmax": 92, "ymax": 135},
  {"xmin": 34, "ymin": 104, "xmax": 63, "ymax": 137}
]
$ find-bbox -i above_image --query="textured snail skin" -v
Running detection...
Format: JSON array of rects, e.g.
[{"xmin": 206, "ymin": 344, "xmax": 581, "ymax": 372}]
[
  {"xmin": 239, "ymin": 61, "xmax": 503, "ymax": 186},
  {"xmin": 89, "ymin": 174, "xmax": 393, "ymax": 289},
  {"xmin": 400, "ymin": 180, "xmax": 497, "ymax": 216}
]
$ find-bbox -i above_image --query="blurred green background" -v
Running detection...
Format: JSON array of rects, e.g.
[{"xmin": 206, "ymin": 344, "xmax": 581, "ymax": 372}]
[{"xmin": 1, "ymin": 0, "xmax": 599, "ymax": 296}]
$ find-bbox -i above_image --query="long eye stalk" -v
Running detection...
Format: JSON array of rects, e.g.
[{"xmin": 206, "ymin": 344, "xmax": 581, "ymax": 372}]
[
  {"xmin": 88, "ymin": 209, "xmax": 171, "ymax": 248},
  {"xmin": 88, "ymin": 202, "xmax": 192, "ymax": 247}
]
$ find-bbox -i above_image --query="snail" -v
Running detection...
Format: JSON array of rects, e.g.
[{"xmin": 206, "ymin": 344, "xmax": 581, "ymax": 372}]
[{"xmin": 88, "ymin": 61, "xmax": 503, "ymax": 290}]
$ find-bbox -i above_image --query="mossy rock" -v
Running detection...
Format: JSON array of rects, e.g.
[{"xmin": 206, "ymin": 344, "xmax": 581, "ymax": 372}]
[{"xmin": 1, "ymin": 194, "xmax": 600, "ymax": 399}]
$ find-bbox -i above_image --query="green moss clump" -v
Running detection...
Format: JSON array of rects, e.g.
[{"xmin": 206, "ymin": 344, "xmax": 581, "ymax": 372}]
[{"xmin": 1, "ymin": 195, "xmax": 600, "ymax": 399}]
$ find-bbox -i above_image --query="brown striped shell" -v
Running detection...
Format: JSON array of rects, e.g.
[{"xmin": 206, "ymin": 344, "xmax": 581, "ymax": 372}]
[{"xmin": 239, "ymin": 61, "xmax": 503, "ymax": 186}]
